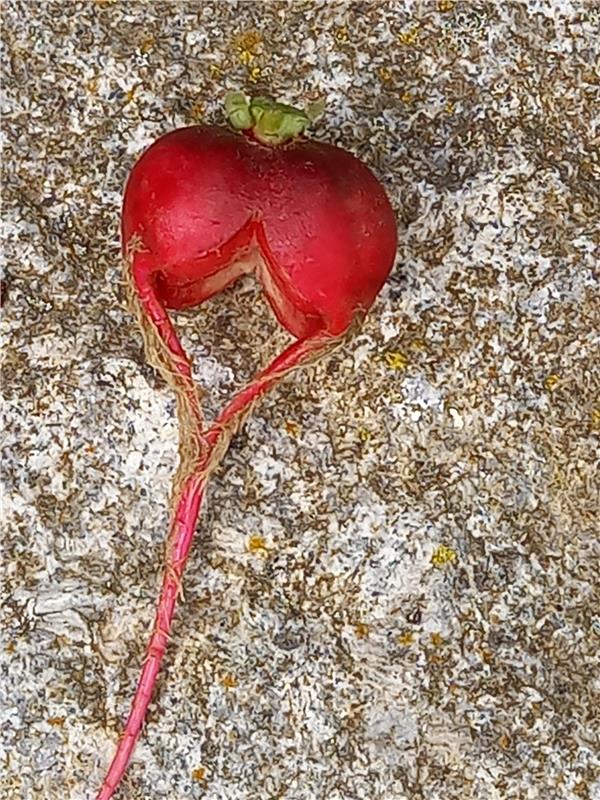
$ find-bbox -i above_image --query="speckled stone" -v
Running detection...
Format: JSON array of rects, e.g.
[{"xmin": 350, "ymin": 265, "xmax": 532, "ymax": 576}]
[{"xmin": 2, "ymin": 2, "xmax": 599, "ymax": 800}]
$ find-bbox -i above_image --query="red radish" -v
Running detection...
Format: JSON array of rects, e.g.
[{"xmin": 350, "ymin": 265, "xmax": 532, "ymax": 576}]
[{"xmin": 97, "ymin": 93, "xmax": 397, "ymax": 799}]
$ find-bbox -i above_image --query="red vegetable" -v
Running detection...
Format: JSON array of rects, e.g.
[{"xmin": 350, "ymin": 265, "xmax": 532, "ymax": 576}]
[{"xmin": 97, "ymin": 93, "xmax": 397, "ymax": 799}]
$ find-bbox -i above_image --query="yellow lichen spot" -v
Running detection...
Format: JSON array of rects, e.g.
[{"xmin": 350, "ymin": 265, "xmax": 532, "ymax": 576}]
[
  {"xmin": 378, "ymin": 66, "xmax": 392, "ymax": 83},
  {"xmin": 358, "ymin": 427, "xmax": 372, "ymax": 442},
  {"xmin": 47, "ymin": 716, "xmax": 65, "ymax": 727},
  {"xmin": 385, "ymin": 351, "xmax": 409, "ymax": 371},
  {"xmin": 445, "ymin": 101, "xmax": 455, "ymax": 114},
  {"xmin": 221, "ymin": 674, "xmax": 237, "ymax": 689},
  {"xmin": 591, "ymin": 407, "xmax": 600, "ymax": 430},
  {"xmin": 140, "ymin": 36, "xmax": 155, "ymax": 54},
  {"xmin": 498, "ymin": 734, "xmax": 511, "ymax": 750},
  {"xmin": 248, "ymin": 66, "xmax": 262, "ymax": 83},
  {"xmin": 189, "ymin": 101, "xmax": 205, "ymax": 120},
  {"xmin": 438, "ymin": 0, "xmax": 455, "ymax": 11},
  {"xmin": 335, "ymin": 26, "xmax": 349, "ymax": 43},
  {"xmin": 192, "ymin": 767, "xmax": 206, "ymax": 781},
  {"xmin": 431, "ymin": 545, "xmax": 458, "ymax": 567},
  {"xmin": 209, "ymin": 64, "xmax": 223, "ymax": 78},
  {"xmin": 430, "ymin": 632, "xmax": 444, "ymax": 647},
  {"xmin": 85, "ymin": 77, "xmax": 99, "ymax": 94},
  {"xmin": 355, "ymin": 622, "xmax": 369, "ymax": 639},
  {"xmin": 400, "ymin": 91, "xmax": 414, "ymax": 104},
  {"xmin": 398, "ymin": 26, "xmax": 420, "ymax": 46},
  {"xmin": 247, "ymin": 534, "xmax": 268, "ymax": 556},
  {"xmin": 544, "ymin": 374, "xmax": 560, "ymax": 391},
  {"xmin": 285, "ymin": 420, "xmax": 300, "ymax": 437},
  {"xmin": 397, "ymin": 631, "xmax": 414, "ymax": 646},
  {"xmin": 233, "ymin": 30, "xmax": 263, "ymax": 75},
  {"xmin": 235, "ymin": 30, "xmax": 262, "ymax": 54},
  {"xmin": 410, "ymin": 338, "xmax": 427, "ymax": 351},
  {"xmin": 125, "ymin": 86, "xmax": 138, "ymax": 104}
]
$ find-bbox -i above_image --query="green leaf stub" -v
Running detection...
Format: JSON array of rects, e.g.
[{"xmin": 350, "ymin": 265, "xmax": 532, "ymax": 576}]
[
  {"xmin": 224, "ymin": 92, "xmax": 323, "ymax": 145},
  {"xmin": 224, "ymin": 92, "xmax": 254, "ymax": 130}
]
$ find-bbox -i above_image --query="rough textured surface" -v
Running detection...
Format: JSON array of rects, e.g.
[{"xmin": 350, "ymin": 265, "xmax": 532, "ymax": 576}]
[{"xmin": 2, "ymin": 2, "xmax": 599, "ymax": 799}]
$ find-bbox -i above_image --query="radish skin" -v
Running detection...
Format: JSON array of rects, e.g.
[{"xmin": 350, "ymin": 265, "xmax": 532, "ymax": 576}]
[{"xmin": 96, "ymin": 94, "xmax": 397, "ymax": 799}]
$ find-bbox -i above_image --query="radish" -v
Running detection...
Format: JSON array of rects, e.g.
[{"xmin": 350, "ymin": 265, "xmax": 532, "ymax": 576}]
[{"xmin": 97, "ymin": 93, "xmax": 397, "ymax": 799}]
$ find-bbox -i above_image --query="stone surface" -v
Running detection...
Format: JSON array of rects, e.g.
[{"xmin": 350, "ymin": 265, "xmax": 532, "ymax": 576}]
[{"xmin": 2, "ymin": 2, "xmax": 599, "ymax": 799}]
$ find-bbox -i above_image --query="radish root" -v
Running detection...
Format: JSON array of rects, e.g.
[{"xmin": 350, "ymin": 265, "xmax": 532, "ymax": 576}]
[
  {"xmin": 97, "ymin": 248, "xmax": 356, "ymax": 800},
  {"xmin": 122, "ymin": 237, "xmax": 206, "ymax": 503}
]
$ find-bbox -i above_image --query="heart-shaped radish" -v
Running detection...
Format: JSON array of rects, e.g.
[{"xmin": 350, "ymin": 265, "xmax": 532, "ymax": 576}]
[
  {"xmin": 97, "ymin": 93, "xmax": 397, "ymax": 799},
  {"xmin": 123, "ymin": 98, "xmax": 397, "ymax": 338}
]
